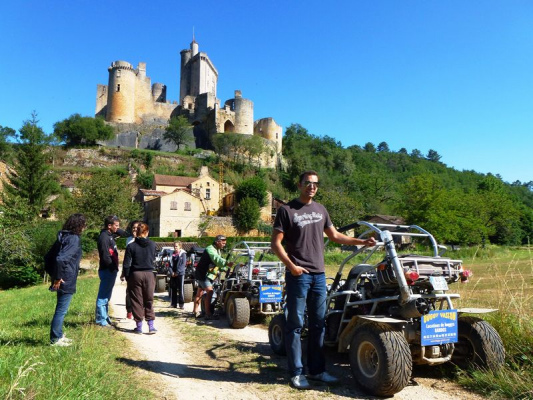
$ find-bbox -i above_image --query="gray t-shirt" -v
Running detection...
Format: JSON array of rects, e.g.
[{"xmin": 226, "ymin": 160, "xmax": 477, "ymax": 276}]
[{"xmin": 273, "ymin": 199, "xmax": 333, "ymax": 273}]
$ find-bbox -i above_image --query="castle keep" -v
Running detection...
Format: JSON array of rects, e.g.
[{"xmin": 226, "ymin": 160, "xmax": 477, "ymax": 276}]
[{"xmin": 95, "ymin": 39, "xmax": 282, "ymax": 163}]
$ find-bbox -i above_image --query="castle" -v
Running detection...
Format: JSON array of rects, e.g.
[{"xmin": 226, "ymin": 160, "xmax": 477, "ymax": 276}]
[{"xmin": 95, "ymin": 39, "xmax": 282, "ymax": 165}]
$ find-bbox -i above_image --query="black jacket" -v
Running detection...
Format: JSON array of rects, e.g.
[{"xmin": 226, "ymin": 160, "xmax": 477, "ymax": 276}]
[
  {"xmin": 97, "ymin": 228, "xmax": 127, "ymax": 271},
  {"xmin": 122, "ymin": 237, "xmax": 156, "ymax": 277},
  {"xmin": 55, "ymin": 230, "xmax": 82, "ymax": 294}
]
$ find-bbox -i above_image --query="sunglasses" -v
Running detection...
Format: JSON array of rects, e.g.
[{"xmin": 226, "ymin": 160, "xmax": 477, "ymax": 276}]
[{"xmin": 303, "ymin": 180, "xmax": 320, "ymax": 187}]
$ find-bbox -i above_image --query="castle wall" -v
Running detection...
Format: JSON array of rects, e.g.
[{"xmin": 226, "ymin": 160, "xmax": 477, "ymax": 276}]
[
  {"xmin": 107, "ymin": 61, "xmax": 136, "ymax": 123},
  {"xmin": 254, "ymin": 117, "xmax": 282, "ymax": 153},
  {"xmin": 95, "ymin": 84, "xmax": 108, "ymax": 118},
  {"xmin": 152, "ymin": 83, "xmax": 166, "ymax": 103}
]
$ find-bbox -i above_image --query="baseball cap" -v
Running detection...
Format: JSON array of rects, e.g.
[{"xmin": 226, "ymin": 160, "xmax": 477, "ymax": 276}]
[{"xmin": 215, "ymin": 235, "xmax": 227, "ymax": 241}]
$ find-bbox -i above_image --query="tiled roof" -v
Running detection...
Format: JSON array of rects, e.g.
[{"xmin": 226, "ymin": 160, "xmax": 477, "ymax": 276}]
[{"xmin": 153, "ymin": 174, "xmax": 196, "ymax": 187}]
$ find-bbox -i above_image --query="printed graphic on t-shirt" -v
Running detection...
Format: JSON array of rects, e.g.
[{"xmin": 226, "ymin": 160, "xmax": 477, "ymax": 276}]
[{"xmin": 293, "ymin": 211, "xmax": 323, "ymax": 228}]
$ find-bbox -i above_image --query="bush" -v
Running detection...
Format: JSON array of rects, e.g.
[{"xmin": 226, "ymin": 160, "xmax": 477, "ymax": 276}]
[
  {"xmin": 235, "ymin": 176, "xmax": 267, "ymax": 207},
  {"xmin": 234, "ymin": 197, "xmax": 260, "ymax": 233}
]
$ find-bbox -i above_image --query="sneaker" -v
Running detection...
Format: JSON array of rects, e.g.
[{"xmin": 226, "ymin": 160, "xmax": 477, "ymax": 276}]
[
  {"xmin": 51, "ymin": 337, "xmax": 72, "ymax": 347},
  {"xmin": 97, "ymin": 323, "xmax": 114, "ymax": 329},
  {"xmin": 204, "ymin": 314, "xmax": 219, "ymax": 320},
  {"xmin": 61, "ymin": 335, "xmax": 73, "ymax": 343},
  {"xmin": 147, "ymin": 327, "xmax": 157, "ymax": 334},
  {"xmin": 290, "ymin": 375, "xmax": 311, "ymax": 390},
  {"xmin": 132, "ymin": 327, "xmax": 143, "ymax": 334},
  {"xmin": 194, "ymin": 311, "xmax": 205, "ymax": 319},
  {"xmin": 307, "ymin": 371, "xmax": 340, "ymax": 384},
  {"xmin": 179, "ymin": 305, "xmax": 184, "ymax": 310},
  {"xmin": 126, "ymin": 312, "xmax": 133, "ymax": 319}
]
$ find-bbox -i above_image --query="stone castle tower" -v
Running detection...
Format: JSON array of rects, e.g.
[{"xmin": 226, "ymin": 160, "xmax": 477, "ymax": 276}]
[{"xmin": 95, "ymin": 38, "xmax": 282, "ymax": 166}]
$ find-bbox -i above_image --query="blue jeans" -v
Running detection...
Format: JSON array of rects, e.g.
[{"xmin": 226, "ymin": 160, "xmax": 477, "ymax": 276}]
[
  {"xmin": 284, "ymin": 272, "xmax": 327, "ymax": 377},
  {"xmin": 95, "ymin": 269, "xmax": 117, "ymax": 325},
  {"xmin": 50, "ymin": 292, "xmax": 74, "ymax": 343}
]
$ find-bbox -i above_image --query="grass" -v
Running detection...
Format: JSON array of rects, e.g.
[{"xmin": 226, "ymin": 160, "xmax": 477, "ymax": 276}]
[
  {"xmin": 0, "ymin": 274, "xmax": 155, "ymax": 400},
  {"xmin": 323, "ymin": 245, "xmax": 533, "ymax": 400}
]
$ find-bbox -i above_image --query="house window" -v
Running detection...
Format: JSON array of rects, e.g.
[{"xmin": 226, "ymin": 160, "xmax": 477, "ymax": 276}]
[
  {"xmin": 184, "ymin": 202, "xmax": 191, "ymax": 211},
  {"xmin": 205, "ymin": 189, "xmax": 211, "ymax": 200},
  {"xmin": 207, "ymin": 182, "xmax": 210, "ymax": 187},
  {"xmin": 170, "ymin": 201, "xmax": 177, "ymax": 210}
]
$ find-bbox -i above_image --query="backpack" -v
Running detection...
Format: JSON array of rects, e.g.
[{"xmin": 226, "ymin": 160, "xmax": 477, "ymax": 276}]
[{"xmin": 44, "ymin": 239, "xmax": 62, "ymax": 277}]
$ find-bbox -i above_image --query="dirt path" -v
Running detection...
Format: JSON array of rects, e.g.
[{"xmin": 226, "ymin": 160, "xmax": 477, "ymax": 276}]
[{"xmin": 109, "ymin": 277, "xmax": 484, "ymax": 400}]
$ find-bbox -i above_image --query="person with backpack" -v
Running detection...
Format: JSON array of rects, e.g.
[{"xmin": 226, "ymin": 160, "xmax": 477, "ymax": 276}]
[{"xmin": 49, "ymin": 213, "xmax": 87, "ymax": 346}]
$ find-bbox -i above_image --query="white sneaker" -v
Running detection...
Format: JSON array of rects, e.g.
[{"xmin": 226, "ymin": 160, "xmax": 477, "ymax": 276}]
[
  {"xmin": 307, "ymin": 371, "xmax": 339, "ymax": 384},
  {"xmin": 290, "ymin": 374, "xmax": 311, "ymax": 390},
  {"xmin": 51, "ymin": 337, "xmax": 72, "ymax": 347},
  {"xmin": 61, "ymin": 335, "xmax": 73, "ymax": 343}
]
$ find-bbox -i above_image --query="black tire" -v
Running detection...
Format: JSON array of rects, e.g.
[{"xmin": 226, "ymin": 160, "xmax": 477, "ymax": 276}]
[
  {"xmin": 227, "ymin": 296, "xmax": 250, "ymax": 329},
  {"xmin": 183, "ymin": 283, "xmax": 194, "ymax": 303},
  {"xmin": 268, "ymin": 314, "xmax": 286, "ymax": 355},
  {"xmin": 452, "ymin": 316, "xmax": 505, "ymax": 371},
  {"xmin": 349, "ymin": 323, "xmax": 412, "ymax": 397}
]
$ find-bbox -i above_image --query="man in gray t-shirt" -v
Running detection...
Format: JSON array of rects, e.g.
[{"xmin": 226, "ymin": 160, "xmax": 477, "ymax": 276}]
[{"xmin": 272, "ymin": 170, "xmax": 376, "ymax": 390}]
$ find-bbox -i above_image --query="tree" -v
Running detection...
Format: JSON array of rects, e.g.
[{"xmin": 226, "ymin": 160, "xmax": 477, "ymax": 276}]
[
  {"xmin": 398, "ymin": 147, "xmax": 408, "ymax": 155},
  {"xmin": 54, "ymin": 114, "xmax": 114, "ymax": 146},
  {"xmin": 0, "ymin": 125, "xmax": 15, "ymax": 159},
  {"xmin": 411, "ymin": 149, "xmax": 423, "ymax": 158},
  {"xmin": 363, "ymin": 142, "xmax": 376, "ymax": 153},
  {"xmin": 234, "ymin": 197, "xmax": 260, "ymax": 233},
  {"xmin": 164, "ymin": 116, "xmax": 193, "ymax": 150},
  {"xmin": 62, "ymin": 170, "xmax": 143, "ymax": 229},
  {"xmin": 426, "ymin": 149, "xmax": 442, "ymax": 162},
  {"xmin": 377, "ymin": 142, "xmax": 390, "ymax": 152},
  {"xmin": 3, "ymin": 112, "xmax": 57, "ymax": 218},
  {"xmin": 236, "ymin": 176, "xmax": 267, "ymax": 207}
]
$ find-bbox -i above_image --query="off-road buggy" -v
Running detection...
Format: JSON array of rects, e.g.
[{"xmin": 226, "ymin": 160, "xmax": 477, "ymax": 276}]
[
  {"xmin": 269, "ymin": 221, "xmax": 505, "ymax": 397},
  {"xmin": 213, "ymin": 241, "xmax": 286, "ymax": 328}
]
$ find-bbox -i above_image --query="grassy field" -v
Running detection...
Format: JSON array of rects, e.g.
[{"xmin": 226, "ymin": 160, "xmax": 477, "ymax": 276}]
[
  {"xmin": 1, "ymin": 246, "xmax": 532, "ymax": 399},
  {"xmin": 324, "ymin": 245, "xmax": 533, "ymax": 399},
  {"xmin": 0, "ymin": 275, "xmax": 155, "ymax": 400}
]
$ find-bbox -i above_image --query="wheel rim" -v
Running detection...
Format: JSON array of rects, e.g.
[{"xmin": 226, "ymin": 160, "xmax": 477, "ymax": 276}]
[
  {"xmin": 357, "ymin": 340, "xmax": 379, "ymax": 378},
  {"xmin": 453, "ymin": 334, "xmax": 475, "ymax": 362},
  {"xmin": 227, "ymin": 300, "xmax": 235, "ymax": 324},
  {"xmin": 271, "ymin": 322, "xmax": 283, "ymax": 347}
]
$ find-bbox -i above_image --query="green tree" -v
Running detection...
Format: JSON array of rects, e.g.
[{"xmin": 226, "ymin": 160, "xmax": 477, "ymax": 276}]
[
  {"xmin": 54, "ymin": 114, "xmax": 114, "ymax": 146},
  {"xmin": 62, "ymin": 170, "xmax": 143, "ymax": 229},
  {"xmin": 364, "ymin": 142, "xmax": 376, "ymax": 153},
  {"xmin": 315, "ymin": 188, "xmax": 364, "ymax": 228},
  {"xmin": 164, "ymin": 116, "xmax": 193, "ymax": 150},
  {"xmin": 0, "ymin": 125, "xmax": 15, "ymax": 159},
  {"xmin": 236, "ymin": 176, "xmax": 267, "ymax": 207},
  {"xmin": 377, "ymin": 141, "xmax": 390, "ymax": 152},
  {"xmin": 3, "ymin": 113, "xmax": 57, "ymax": 218},
  {"xmin": 234, "ymin": 197, "xmax": 260, "ymax": 233},
  {"xmin": 426, "ymin": 149, "xmax": 442, "ymax": 163}
]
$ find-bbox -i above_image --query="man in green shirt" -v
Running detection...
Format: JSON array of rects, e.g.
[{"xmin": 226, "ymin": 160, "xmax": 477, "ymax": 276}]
[{"xmin": 192, "ymin": 235, "xmax": 231, "ymax": 320}]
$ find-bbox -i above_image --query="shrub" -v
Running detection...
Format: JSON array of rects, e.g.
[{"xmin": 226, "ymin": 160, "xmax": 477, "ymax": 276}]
[{"xmin": 234, "ymin": 197, "xmax": 260, "ymax": 233}]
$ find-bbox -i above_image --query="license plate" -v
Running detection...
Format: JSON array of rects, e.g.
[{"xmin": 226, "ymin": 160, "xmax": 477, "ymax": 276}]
[
  {"xmin": 267, "ymin": 270, "xmax": 277, "ymax": 280},
  {"xmin": 429, "ymin": 276, "xmax": 449, "ymax": 291},
  {"xmin": 421, "ymin": 309, "xmax": 458, "ymax": 345}
]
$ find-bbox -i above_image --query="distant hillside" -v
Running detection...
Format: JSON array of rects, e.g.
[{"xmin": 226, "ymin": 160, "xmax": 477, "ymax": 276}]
[{"xmin": 49, "ymin": 123, "xmax": 533, "ymax": 246}]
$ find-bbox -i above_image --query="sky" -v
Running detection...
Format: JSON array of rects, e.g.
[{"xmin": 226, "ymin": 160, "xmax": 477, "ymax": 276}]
[{"xmin": 1, "ymin": 1, "xmax": 532, "ymax": 184}]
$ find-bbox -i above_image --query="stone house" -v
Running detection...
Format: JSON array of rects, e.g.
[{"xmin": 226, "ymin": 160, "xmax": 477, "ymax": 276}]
[{"xmin": 145, "ymin": 188, "xmax": 205, "ymax": 237}]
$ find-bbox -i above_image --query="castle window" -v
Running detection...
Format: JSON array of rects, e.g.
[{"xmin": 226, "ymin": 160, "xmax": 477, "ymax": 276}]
[
  {"xmin": 117, "ymin": 70, "xmax": 121, "ymax": 77},
  {"xmin": 205, "ymin": 189, "xmax": 211, "ymax": 200},
  {"xmin": 170, "ymin": 201, "xmax": 177, "ymax": 210},
  {"xmin": 276, "ymin": 132, "xmax": 278, "ymax": 139},
  {"xmin": 116, "ymin": 84, "xmax": 121, "ymax": 92},
  {"xmin": 184, "ymin": 202, "xmax": 191, "ymax": 211}
]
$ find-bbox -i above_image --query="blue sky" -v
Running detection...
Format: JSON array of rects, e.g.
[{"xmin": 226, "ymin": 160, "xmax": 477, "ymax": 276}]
[{"xmin": 1, "ymin": 1, "xmax": 532, "ymax": 184}]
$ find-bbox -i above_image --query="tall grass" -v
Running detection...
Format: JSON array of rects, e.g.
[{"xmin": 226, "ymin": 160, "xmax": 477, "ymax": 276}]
[{"xmin": 0, "ymin": 275, "xmax": 155, "ymax": 399}]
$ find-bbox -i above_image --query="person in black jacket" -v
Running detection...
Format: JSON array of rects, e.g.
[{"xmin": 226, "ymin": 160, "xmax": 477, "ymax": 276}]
[
  {"xmin": 169, "ymin": 242, "xmax": 187, "ymax": 309},
  {"xmin": 50, "ymin": 213, "xmax": 87, "ymax": 346},
  {"xmin": 122, "ymin": 222, "xmax": 157, "ymax": 334},
  {"xmin": 95, "ymin": 215, "xmax": 127, "ymax": 328}
]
